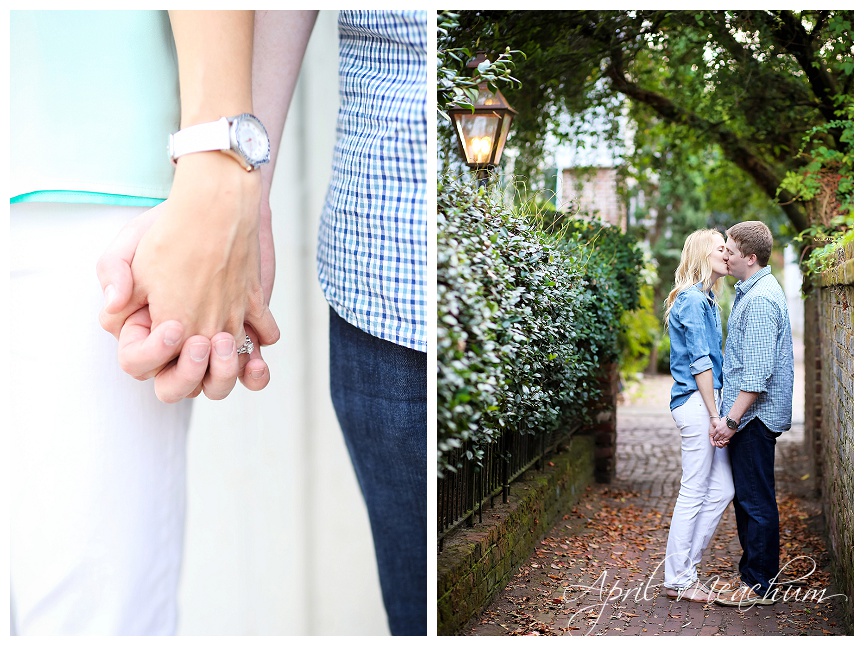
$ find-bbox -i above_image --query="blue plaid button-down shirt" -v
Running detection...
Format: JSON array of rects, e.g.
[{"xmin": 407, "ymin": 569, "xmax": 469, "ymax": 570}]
[
  {"xmin": 720, "ymin": 266, "xmax": 794, "ymax": 432},
  {"xmin": 317, "ymin": 10, "xmax": 427, "ymax": 352}
]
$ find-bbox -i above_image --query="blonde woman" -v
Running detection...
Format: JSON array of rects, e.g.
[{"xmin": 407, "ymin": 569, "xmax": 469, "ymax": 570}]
[{"xmin": 662, "ymin": 229, "xmax": 734, "ymax": 603}]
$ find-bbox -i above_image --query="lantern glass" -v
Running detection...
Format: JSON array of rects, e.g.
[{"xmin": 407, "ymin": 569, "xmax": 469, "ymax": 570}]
[
  {"xmin": 492, "ymin": 113, "xmax": 512, "ymax": 166},
  {"xmin": 454, "ymin": 114, "xmax": 500, "ymax": 166},
  {"xmin": 476, "ymin": 85, "xmax": 497, "ymax": 106}
]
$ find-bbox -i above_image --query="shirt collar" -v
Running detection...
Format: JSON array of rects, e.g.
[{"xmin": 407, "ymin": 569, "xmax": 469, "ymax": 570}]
[
  {"xmin": 693, "ymin": 281, "xmax": 717, "ymax": 306},
  {"xmin": 735, "ymin": 265, "xmax": 772, "ymax": 295}
]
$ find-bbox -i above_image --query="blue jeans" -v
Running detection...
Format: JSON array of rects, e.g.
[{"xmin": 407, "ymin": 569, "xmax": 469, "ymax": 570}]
[
  {"xmin": 328, "ymin": 309, "xmax": 426, "ymax": 635},
  {"xmin": 728, "ymin": 416, "xmax": 781, "ymax": 596}
]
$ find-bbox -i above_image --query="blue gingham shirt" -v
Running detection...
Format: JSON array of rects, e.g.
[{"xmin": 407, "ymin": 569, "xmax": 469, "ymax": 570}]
[
  {"xmin": 317, "ymin": 10, "xmax": 427, "ymax": 352},
  {"xmin": 720, "ymin": 266, "xmax": 794, "ymax": 432},
  {"xmin": 668, "ymin": 285, "xmax": 724, "ymax": 411}
]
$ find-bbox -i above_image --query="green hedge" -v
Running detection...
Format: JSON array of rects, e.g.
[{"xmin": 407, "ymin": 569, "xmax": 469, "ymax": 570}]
[{"xmin": 437, "ymin": 176, "xmax": 643, "ymax": 476}]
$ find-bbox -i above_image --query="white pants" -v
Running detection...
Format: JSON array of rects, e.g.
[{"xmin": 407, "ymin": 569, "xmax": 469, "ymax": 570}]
[
  {"xmin": 10, "ymin": 203, "xmax": 191, "ymax": 635},
  {"xmin": 664, "ymin": 389, "xmax": 734, "ymax": 589}
]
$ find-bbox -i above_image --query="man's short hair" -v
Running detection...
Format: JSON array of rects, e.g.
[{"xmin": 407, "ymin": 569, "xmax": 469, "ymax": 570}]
[{"xmin": 727, "ymin": 221, "xmax": 773, "ymax": 267}]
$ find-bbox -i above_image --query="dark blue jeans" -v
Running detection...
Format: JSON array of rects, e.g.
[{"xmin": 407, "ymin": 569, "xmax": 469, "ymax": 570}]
[
  {"xmin": 728, "ymin": 416, "xmax": 781, "ymax": 597},
  {"xmin": 328, "ymin": 309, "xmax": 426, "ymax": 635}
]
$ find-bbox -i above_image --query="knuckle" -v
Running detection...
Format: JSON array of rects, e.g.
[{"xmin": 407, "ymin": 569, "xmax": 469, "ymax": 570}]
[
  {"xmin": 154, "ymin": 373, "xmax": 191, "ymax": 404},
  {"xmin": 203, "ymin": 377, "xmax": 233, "ymax": 401},
  {"xmin": 156, "ymin": 389, "xmax": 179, "ymax": 404},
  {"xmin": 117, "ymin": 353, "xmax": 137, "ymax": 377},
  {"xmin": 155, "ymin": 380, "xmax": 186, "ymax": 404},
  {"xmin": 265, "ymin": 324, "xmax": 281, "ymax": 345},
  {"xmin": 98, "ymin": 309, "xmax": 117, "ymax": 335},
  {"xmin": 94, "ymin": 256, "xmax": 111, "ymax": 282}
]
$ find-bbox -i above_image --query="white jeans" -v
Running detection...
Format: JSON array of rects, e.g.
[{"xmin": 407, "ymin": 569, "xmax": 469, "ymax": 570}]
[
  {"xmin": 10, "ymin": 203, "xmax": 191, "ymax": 635},
  {"xmin": 664, "ymin": 389, "xmax": 734, "ymax": 589}
]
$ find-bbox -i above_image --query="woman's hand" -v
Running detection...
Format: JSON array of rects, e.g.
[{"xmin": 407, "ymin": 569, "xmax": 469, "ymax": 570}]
[
  {"xmin": 97, "ymin": 152, "xmax": 280, "ymax": 402},
  {"xmin": 102, "ymin": 152, "xmax": 279, "ymax": 353},
  {"xmin": 132, "ymin": 153, "xmax": 278, "ymax": 344}
]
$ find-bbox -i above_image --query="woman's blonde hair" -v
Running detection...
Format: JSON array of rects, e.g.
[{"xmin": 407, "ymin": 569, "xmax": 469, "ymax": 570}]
[{"xmin": 663, "ymin": 229, "xmax": 725, "ymax": 327}]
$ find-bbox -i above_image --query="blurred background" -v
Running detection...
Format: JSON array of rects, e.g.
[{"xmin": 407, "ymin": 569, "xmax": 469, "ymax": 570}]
[{"xmin": 177, "ymin": 12, "xmax": 389, "ymax": 635}]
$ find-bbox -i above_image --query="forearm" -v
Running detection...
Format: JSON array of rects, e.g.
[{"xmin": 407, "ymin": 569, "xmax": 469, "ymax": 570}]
[
  {"xmin": 252, "ymin": 10, "xmax": 318, "ymax": 193},
  {"xmin": 727, "ymin": 390, "xmax": 759, "ymax": 424},
  {"xmin": 694, "ymin": 369, "xmax": 720, "ymax": 419},
  {"xmin": 168, "ymin": 10, "xmax": 261, "ymax": 213},
  {"xmin": 169, "ymin": 10, "xmax": 255, "ymax": 127}
]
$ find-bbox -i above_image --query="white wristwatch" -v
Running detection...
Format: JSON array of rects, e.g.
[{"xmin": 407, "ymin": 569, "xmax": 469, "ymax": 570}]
[{"xmin": 168, "ymin": 113, "xmax": 270, "ymax": 171}]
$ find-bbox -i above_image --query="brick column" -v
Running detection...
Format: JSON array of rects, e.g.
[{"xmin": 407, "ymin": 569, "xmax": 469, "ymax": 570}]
[
  {"xmin": 803, "ymin": 287, "xmax": 824, "ymax": 495},
  {"xmin": 594, "ymin": 362, "xmax": 618, "ymax": 483},
  {"xmin": 812, "ymin": 244, "xmax": 854, "ymax": 628}
]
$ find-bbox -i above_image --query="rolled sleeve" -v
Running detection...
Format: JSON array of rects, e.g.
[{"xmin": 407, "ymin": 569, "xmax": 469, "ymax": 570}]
[{"xmin": 690, "ymin": 355, "xmax": 713, "ymax": 375}]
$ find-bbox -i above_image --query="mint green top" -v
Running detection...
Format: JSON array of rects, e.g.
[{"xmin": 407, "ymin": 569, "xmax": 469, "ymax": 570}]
[{"xmin": 10, "ymin": 10, "xmax": 180, "ymax": 206}]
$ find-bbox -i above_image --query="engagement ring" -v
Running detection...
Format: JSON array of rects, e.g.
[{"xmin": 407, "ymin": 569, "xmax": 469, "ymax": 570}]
[{"xmin": 237, "ymin": 335, "xmax": 254, "ymax": 355}]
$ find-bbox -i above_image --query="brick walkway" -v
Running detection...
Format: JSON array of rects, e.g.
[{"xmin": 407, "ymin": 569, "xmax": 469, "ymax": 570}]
[{"xmin": 462, "ymin": 359, "xmax": 849, "ymax": 636}]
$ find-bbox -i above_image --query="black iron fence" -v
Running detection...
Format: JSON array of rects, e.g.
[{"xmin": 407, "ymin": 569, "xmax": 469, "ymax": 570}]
[{"xmin": 437, "ymin": 421, "xmax": 582, "ymax": 551}]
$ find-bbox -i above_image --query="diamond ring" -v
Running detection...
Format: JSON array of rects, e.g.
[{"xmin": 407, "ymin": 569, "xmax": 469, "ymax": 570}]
[{"xmin": 237, "ymin": 335, "xmax": 254, "ymax": 355}]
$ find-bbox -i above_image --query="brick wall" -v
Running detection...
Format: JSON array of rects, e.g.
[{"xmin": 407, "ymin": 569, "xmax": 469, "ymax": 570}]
[
  {"xmin": 804, "ymin": 241, "xmax": 853, "ymax": 628},
  {"xmin": 803, "ymin": 290, "xmax": 824, "ymax": 494},
  {"xmin": 558, "ymin": 167, "xmax": 626, "ymax": 230}
]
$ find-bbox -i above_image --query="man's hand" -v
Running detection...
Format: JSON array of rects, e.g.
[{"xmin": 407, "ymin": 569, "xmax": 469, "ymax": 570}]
[
  {"xmin": 710, "ymin": 417, "xmax": 736, "ymax": 447},
  {"xmin": 106, "ymin": 302, "xmax": 269, "ymax": 403},
  {"xmin": 97, "ymin": 207, "xmax": 160, "ymax": 340},
  {"xmin": 154, "ymin": 325, "xmax": 270, "ymax": 403}
]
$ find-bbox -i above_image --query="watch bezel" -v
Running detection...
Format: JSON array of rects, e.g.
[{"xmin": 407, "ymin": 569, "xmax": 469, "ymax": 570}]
[
  {"xmin": 229, "ymin": 113, "xmax": 271, "ymax": 169},
  {"xmin": 726, "ymin": 417, "xmax": 739, "ymax": 430}
]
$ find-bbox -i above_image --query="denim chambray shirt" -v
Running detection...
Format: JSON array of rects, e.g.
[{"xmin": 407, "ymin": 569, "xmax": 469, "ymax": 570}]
[
  {"xmin": 668, "ymin": 284, "xmax": 724, "ymax": 411},
  {"xmin": 720, "ymin": 266, "xmax": 793, "ymax": 432}
]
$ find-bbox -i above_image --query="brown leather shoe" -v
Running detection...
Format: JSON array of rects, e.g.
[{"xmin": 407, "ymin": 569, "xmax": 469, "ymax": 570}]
[
  {"xmin": 714, "ymin": 584, "xmax": 777, "ymax": 607},
  {"xmin": 666, "ymin": 581, "xmax": 717, "ymax": 603},
  {"xmin": 703, "ymin": 576, "xmax": 737, "ymax": 593}
]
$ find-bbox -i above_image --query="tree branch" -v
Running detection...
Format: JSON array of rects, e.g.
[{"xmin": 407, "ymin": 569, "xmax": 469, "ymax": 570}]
[
  {"xmin": 604, "ymin": 51, "xmax": 808, "ymax": 232},
  {"xmin": 771, "ymin": 11, "xmax": 845, "ymax": 147}
]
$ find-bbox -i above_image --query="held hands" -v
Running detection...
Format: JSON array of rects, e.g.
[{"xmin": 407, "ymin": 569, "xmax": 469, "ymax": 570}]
[
  {"xmin": 97, "ymin": 153, "xmax": 279, "ymax": 402},
  {"xmin": 710, "ymin": 417, "xmax": 736, "ymax": 448}
]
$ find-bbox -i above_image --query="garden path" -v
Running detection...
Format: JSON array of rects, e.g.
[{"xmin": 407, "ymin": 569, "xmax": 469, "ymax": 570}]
[{"xmin": 463, "ymin": 349, "xmax": 849, "ymax": 636}]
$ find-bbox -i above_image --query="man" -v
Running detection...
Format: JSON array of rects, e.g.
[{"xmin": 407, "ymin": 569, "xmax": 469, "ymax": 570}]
[{"xmin": 710, "ymin": 220, "xmax": 794, "ymax": 608}]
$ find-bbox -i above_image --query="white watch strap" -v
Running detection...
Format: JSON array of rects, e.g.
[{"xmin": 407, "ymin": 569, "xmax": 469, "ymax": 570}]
[{"xmin": 169, "ymin": 117, "xmax": 231, "ymax": 160}]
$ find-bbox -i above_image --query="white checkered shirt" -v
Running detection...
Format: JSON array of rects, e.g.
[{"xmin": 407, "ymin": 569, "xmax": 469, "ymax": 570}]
[
  {"xmin": 720, "ymin": 266, "xmax": 794, "ymax": 432},
  {"xmin": 317, "ymin": 10, "xmax": 427, "ymax": 352}
]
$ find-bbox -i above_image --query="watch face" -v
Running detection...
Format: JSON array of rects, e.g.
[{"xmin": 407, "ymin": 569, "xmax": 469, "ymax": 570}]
[{"xmin": 233, "ymin": 114, "xmax": 270, "ymax": 166}]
